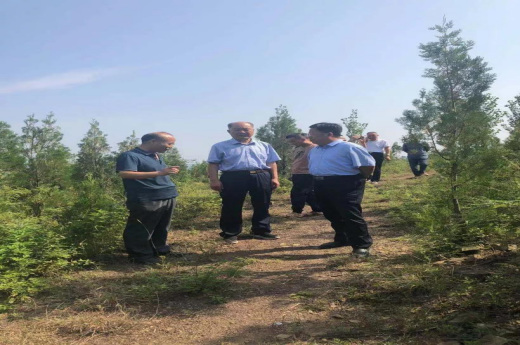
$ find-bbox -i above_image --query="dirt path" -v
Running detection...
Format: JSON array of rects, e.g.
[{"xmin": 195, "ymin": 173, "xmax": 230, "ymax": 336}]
[{"xmin": 1, "ymin": 182, "xmax": 416, "ymax": 345}]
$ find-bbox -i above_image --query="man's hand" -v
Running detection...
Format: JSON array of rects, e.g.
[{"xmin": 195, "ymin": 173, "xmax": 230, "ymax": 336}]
[
  {"xmin": 271, "ymin": 178, "xmax": 280, "ymax": 190},
  {"xmin": 385, "ymin": 155, "xmax": 392, "ymax": 161},
  {"xmin": 159, "ymin": 166, "xmax": 180, "ymax": 175},
  {"xmin": 210, "ymin": 180, "xmax": 223, "ymax": 192}
]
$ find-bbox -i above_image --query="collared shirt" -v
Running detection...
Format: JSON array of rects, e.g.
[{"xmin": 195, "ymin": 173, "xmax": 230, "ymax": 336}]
[
  {"xmin": 366, "ymin": 139, "xmax": 389, "ymax": 153},
  {"xmin": 402, "ymin": 142, "xmax": 429, "ymax": 159},
  {"xmin": 291, "ymin": 144, "xmax": 316, "ymax": 174},
  {"xmin": 309, "ymin": 140, "xmax": 375, "ymax": 176},
  {"xmin": 207, "ymin": 138, "xmax": 281, "ymax": 171},
  {"xmin": 116, "ymin": 147, "xmax": 178, "ymax": 202}
]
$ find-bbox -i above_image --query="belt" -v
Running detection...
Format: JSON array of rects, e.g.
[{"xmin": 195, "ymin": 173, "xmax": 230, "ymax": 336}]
[{"xmin": 223, "ymin": 169, "xmax": 270, "ymax": 174}]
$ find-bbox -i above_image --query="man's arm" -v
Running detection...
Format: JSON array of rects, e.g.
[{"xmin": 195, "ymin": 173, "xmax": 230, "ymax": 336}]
[
  {"xmin": 208, "ymin": 163, "xmax": 223, "ymax": 192},
  {"xmin": 118, "ymin": 166, "xmax": 179, "ymax": 179},
  {"xmin": 268, "ymin": 162, "xmax": 280, "ymax": 189},
  {"xmin": 358, "ymin": 166, "xmax": 375, "ymax": 179},
  {"xmin": 384, "ymin": 145, "xmax": 392, "ymax": 161}
]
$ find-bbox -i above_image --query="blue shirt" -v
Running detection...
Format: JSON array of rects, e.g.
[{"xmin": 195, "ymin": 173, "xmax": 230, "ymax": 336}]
[
  {"xmin": 207, "ymin": 138, "xmax": 281, "ymax": 171},
  {"xmin": 308, "ymin": 140, "xmax": 375, "ymax": 176},
  {"xmin": 116, "ymin": 147, "xmax": 178, "ymax": 202}
]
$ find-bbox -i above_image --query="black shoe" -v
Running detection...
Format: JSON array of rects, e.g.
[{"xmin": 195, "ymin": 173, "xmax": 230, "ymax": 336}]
[
  {"xmin": 352, "ymin": 248, "xmax": 370, "ymax": 257},
  {"xmin": 253, "ymin": 233, "xmax": 280, "ymax": 240},
  {"xmin": 318, "ymin": 241, "xmax": 350, "ymax": 249},
  {"xmin": 156, "ymin": 245, "xmax": 171, "ymax": 256}
]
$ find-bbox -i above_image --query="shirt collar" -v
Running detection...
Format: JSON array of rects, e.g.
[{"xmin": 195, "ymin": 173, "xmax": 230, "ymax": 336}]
[
  {"xmin": 133, "ymin": 147, "xmax": 159, "ymax": 158},
  {"xmin": 230, "ymin": 138, "xmax": 257, "ymax": 145},
  {"xmin": 319, "ymin": 140, "xmax": 342, "ymax": 148}
]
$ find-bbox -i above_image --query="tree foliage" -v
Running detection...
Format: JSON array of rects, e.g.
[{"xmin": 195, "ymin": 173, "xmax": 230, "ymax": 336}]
[
  {"xmin": 396, "ymin": 19, "xmax": 502, "ymax": 223},
  {"xmin": 74, "ymin": 120, "xmax": 112, "ymax": 181},
  {"xmin": 341, "ymin": 109, "xmax": 367, "ymax": 138},
  {"xmin": 256, "ymin": 105, "xmax": 300, "ymax": 176}
]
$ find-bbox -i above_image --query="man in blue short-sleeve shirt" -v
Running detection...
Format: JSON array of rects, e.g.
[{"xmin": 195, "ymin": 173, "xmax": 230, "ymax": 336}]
[
  {"xmin": 308, "ymin": 122, "xmax": 375, "ymax": 257},
  {"xmin": 207, "ymin": 122, "xmax": 281, "ymax": 244},
  {"xmin": 116, "ymin": 132, "xmax": 180, "ymax": 264}
]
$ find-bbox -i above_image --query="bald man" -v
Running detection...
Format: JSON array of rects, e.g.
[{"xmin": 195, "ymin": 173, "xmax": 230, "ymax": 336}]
[
  {"xmin": 208, "ymin": 122, "xmax": 281, "ymax": 244},
  {"xmin": 116, "ymin": 132, "xmax": 180, "ymax": 264}
]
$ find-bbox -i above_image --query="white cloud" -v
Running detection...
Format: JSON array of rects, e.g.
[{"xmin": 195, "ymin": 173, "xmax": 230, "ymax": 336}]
[{"xmin": 0, "ymin": 68, "xmax": 122, "ymax": 94}]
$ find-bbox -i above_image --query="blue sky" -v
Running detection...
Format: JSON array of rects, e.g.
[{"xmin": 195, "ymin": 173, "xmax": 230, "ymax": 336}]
[{"xmin": 1, "ymin": 0, "xmax": 519, "ymax": 161}]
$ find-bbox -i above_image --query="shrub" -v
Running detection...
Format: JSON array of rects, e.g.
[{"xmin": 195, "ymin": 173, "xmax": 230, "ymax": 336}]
[{"xmin": 171, "ymin": 181, "xmax": 221, "ymax": 228}]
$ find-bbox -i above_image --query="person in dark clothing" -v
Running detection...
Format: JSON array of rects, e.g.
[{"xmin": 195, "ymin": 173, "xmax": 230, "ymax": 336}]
[
  {"xmin": 116, "ymin": 132, "xmax": 180, "ymax": 264},
  {"xmin": 402, "ymin": 137, "xmax": 430, "ymax": 177},
  {"xmin": 307, "ymin": 122, "xmax": 375, "ymax": 257},
  {"xmin": 207, "ymin": 122, "xmax": 281, "ymax": 244},
  {"xmin": 285, "ymin": 133, "xmax": 322, "ymax": 217}
]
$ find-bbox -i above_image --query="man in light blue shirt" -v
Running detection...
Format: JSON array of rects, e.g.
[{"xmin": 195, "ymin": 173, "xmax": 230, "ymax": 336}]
[
  {"xmin": 208, "ymin": 122, "xmax": 281, "ymax": 244},
  {"xmin": 308, "ymin": 122, "xmax": 375, "ymax": 257}
]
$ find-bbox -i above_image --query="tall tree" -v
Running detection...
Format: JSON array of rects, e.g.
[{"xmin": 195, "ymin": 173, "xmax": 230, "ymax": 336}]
[
  {"xmin": 396, "ymin": 19, "xmax": 502, "ymax": 221},
  {"xmin": 341, "ymin": 109, "xmax": 367, "ymax": 138},
  {"xmin": 21, "ymin": 113, "xmax": 71, "ymax": 189},
  {"xmin": 0, "ymin": 122, "xmax": 25, "ymax": 185},
  {"xmin": 505, "ymin": 94, "xmax": 520, "ymax": 151},
  {"xmin": 256, "ymin": 105, "xmax": 300, "ymax": 176},
  {"xmin": 74, "ymin": 120, "xmax": 111, "ymax": 181}
]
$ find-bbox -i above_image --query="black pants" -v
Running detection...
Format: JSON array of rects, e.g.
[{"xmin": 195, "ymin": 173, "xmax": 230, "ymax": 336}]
[
  {"xmin": 124, "ymin": 198, "xmax": 176, "ymax": 261},
  {"xmin": 369, "ymin": 152, "xmax": 385, "ymax": 182},
  {"xmin": 313, "ymin": 175, "xmax": 372, "ymax": 249},
  {"xmin": 290, "ymin": 174, "xmax": 321, "ymax": 213},
  {"xmin": 219, "ymin": 171, "xmax": 272, "ymax": 238},
  {"xmin": 408, "ymin": 157, "xmax": 428, "ymax": 176}
]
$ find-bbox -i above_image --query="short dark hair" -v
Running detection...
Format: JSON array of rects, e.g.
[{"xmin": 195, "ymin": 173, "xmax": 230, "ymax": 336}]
[
  {"xmin": 141, "ymin": 132, "xmax": 173, "ymax": 143},
  {"xmin": 309, "ymin": 123, "xmax": 342, "ymax": 137},
  {"xmin": 227, "ymin": 122, "xmax": 254, "ymax": 129},
  {"xmin": 285, "ymin": 133, "xmax": 307, "ymax": 139}
]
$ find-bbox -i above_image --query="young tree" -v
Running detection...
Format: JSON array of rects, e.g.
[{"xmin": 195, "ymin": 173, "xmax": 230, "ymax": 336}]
[
  {"xmin": 256, "ymin": 105, "xmax": 301, "ymax": 176},
  {"xmin": 21, "ymin": 113, "xmax": 71, "ymax": 190},
  {"xmin": 341, "ymin": 109, "xmax": 368, "ymax": 138},
  {"xmin": 396, "ymin": 19, "xmax": 502, "ymax": 221},
  {"xmin": 117, "ymin": 130, "xmax": 140, "ymax": 153},
  {"xmin": 74, "ymin": 120, "xmax": 111, "ymax": 181}
]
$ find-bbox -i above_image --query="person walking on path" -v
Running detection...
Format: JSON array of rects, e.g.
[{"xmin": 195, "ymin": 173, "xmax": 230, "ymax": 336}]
[
  {"xmin": 402, "ymin": 136, "xmax": 430, "ymax": 177},
  {"xmin": 207, "ymin": 122, "xmax": 281, "ymax": 244},
  {"xmin": 285, "ymin": 133, "xmax": 322, "ymax": 217},
  {"xmin": 361, "ymin": 131, "xmax": 391, "ymax": 184},
  {"xmin": 116, "ymin": 132, "xmax": 180, "ymax": 264},
  {"xmin": 307, "ymin": 123, "xmax": 375, "ymax": 257}
]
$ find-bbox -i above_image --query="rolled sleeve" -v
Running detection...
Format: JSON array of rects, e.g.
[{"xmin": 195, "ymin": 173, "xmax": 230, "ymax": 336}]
[{"xmin": 266, "ymin": 144, "xmax": 281, "ymax": 164}]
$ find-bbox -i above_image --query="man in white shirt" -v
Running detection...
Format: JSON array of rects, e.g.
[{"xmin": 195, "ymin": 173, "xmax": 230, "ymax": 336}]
[{"xmin": 362, "ymin": 132, "xmax": 391, "ymax": 183}]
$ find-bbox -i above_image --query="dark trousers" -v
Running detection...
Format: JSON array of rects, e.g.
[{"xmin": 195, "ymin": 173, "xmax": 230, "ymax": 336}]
[
  {"xmin": 369, "ymin": 152, "xmax": 385, "ymax": 182},
  {"xmin": 290, "ymin": 174, "xmax": 321, "ymax": 213},
  {"xmin": 408, "ymin": 157, "xmax": 428, "ymax": 176},
  {"xmin": 219, "ymin": 171, "xmax": 272, "ymax": 238},
  {"xmin": 124, "ymin": 198, "xmax": 176, "ymax": 260},
  {"xmin": 314, "ymin": 175, "xmax": 372, "ymax": 249}
]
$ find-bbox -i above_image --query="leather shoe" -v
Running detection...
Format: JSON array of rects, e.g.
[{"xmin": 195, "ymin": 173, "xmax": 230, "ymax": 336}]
[{"xmin": 318, "ymin": 241, "xmax": 350, "ymax": 249}]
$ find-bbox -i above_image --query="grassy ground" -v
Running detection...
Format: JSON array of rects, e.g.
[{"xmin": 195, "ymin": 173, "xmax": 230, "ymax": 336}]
[{"xmin": 1, "ymin": 160, "xmax": 519, "ymax": 345}]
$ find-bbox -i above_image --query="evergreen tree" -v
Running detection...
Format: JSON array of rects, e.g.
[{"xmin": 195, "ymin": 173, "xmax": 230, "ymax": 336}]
[
  {"xmin": 21, "ymin": 113, "xmax": 71, "ymax": 190},
  {"xmin": 396, "ymin": 19, "xmax": 502, "ymax": 220},
  {"xmin": 341, "ymin": 109, "xmax": 367, "ymax": 138},
  {"xmin": 74, "ymin": 120, "xmax": 111, "ymax": 181},
  {"xmin": 505, "ymin": 94, "xmax": 520, "ymax": 151},
  {"xmin": 0, "ymin": 122, "xmax": 25, "ymax": 185},
  {"xmin": 256, "ymin": 105, "xmax": 300, "ymax": 176},
  {"xmin": 117, "ymin": 130, "xmax": 140, "ymax": 153}
]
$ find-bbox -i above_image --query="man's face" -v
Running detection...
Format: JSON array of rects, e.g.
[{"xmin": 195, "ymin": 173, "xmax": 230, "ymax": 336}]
[
  {"xmin": 367, "ymin": 132, "xmax": 378, "ymax": 141},
  {"xmin": 228, "ymin": 123, "xmax": 254, "ymax": 141},
  {"xmin": 287, "ymin": 137, "xmax": 305, "ymax": 147},
  {"xmin": 152, "ymin": 136, "xmax": 176, "ymax": 153},
  {"xmin": 308, "ymin": 128, "xmax": 330, "ymax": 146}
]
